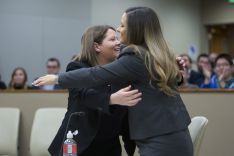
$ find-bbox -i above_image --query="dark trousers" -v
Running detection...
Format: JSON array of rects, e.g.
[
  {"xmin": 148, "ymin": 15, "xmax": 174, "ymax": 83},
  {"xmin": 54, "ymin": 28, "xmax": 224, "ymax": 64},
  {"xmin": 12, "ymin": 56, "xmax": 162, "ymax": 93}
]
[
  {"xmin": 135, "ymin": 128, "xmax": 193, "ymax": 156},
  {"xmin": 80, "ymin": 136, "xmax": 122, "ymax": 156}
]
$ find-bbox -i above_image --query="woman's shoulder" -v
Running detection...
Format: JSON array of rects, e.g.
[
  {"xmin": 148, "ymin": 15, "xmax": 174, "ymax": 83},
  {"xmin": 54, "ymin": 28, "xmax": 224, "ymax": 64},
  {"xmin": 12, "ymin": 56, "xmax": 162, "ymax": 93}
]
[
  {"xmin": 66, "ymin": 61, "xmax": 90, "ymax": 72},
  {"xmin": 119, "ymin": 47, "xmax": 135, "ymax": 56},
  {"xmin": 119, "ymin": 44, "xmax": 146, "ymax": 58},
  {"xmin": 117, "ymin": 45, "xmax": 147, "ymax": 73}
]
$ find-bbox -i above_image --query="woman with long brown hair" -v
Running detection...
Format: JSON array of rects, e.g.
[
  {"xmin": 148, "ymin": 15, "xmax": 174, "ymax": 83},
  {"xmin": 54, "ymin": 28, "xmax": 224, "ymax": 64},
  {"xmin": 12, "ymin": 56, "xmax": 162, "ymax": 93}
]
[{"xmin": 9, "ymin": 67, "xmax": 30, "ymax": 90}]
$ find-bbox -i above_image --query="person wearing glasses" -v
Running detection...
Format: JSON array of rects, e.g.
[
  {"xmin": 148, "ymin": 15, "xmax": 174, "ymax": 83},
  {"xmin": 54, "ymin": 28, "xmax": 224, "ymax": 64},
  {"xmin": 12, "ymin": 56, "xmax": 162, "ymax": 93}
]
[
  {"xmin": 32, "ymin": 57, "xmax": 63, "ymax": 90},
  {"xmin": 201, "ymin": 53, "xmax": 234, "ymax": 89}
]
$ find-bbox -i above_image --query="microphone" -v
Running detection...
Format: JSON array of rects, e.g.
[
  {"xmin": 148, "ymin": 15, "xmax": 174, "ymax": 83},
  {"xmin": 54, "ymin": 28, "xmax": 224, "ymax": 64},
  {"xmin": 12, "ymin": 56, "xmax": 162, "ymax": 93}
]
[{"xmin": 59, "ymin": 111, "xmax": 85, "ymax": 156}]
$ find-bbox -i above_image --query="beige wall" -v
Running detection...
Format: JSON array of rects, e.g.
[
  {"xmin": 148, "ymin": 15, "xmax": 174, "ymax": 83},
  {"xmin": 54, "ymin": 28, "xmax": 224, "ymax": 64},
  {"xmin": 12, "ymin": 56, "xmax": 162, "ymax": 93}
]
[
  {"xmin": 201, "ymin": 0, "xmax": 234, "ymax": 25},
  {"xmin": 91, "ymin": 0, "xmax": 201, "ymax": 58},
  {"xmin": 181, "ymin": 90, "xmax": 234, "ymax": 156},
  {"xmin": 0, "ymin": 90, "xmax": 234, "ymax": 156},
  {"xmin": 0, "ymin": 0, "xmax": 201, "ymax": 84},
  {"xmin": 200, "ymin": 0, "xmax": 234, "ymax": 54}
]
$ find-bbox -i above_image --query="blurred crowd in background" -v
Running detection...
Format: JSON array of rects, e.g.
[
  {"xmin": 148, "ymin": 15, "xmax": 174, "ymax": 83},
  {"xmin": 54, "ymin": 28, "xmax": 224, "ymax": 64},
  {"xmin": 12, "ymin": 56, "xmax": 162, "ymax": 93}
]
[{"xmin": 0, "ymin": 52, "xmax": 234, "ymax": 91}]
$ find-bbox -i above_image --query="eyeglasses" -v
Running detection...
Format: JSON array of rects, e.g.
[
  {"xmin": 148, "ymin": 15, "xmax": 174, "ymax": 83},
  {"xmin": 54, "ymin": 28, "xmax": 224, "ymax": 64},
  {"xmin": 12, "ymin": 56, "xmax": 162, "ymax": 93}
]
[
  {"xmin": 215, "ymin": 63, "xmax": 230, "ymax": 68},
  {"xmin": 47, "ymin": 65, "xmax": 58, "ymax": 69}
]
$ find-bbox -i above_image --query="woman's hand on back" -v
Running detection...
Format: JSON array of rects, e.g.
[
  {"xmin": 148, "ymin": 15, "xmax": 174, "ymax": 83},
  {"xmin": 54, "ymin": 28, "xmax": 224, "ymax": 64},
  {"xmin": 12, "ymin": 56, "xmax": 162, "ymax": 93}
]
[{"xmin": 110, "ymin": 85, "xmax": 142, "ymax": 106}]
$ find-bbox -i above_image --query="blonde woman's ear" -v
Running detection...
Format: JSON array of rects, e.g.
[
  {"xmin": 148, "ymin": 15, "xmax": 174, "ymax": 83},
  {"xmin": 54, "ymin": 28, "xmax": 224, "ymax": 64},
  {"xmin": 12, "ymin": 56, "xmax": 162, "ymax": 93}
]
[{"xmin": 94, "ymin": 42, "xmax": 101, "ymax": 53}]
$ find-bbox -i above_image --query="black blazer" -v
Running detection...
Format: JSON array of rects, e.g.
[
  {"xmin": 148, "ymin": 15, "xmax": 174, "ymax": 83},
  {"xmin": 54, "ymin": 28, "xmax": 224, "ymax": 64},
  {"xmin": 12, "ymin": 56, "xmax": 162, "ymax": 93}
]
[
  {"xmin": 0, "ymin": 81, "xmax": 6, "ymax": 89},
  {"xmin": 58, "ymin": 47, "xmax": 191, "ymax": 140},
  {"xmin": 48, "ymin": 61, "xmax": 135, "ymax": 156},
  {"xmin": 188, "ymin": 70, "xmax": 204, "ymax": 86}
]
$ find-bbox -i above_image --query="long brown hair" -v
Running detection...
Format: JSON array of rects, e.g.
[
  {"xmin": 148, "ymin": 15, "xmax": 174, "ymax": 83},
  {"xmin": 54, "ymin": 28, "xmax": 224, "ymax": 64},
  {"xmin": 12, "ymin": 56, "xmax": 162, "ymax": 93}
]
[
  {"xmin": 8, "ymin": 67, "xmax": 28, "ymax": 90},
  {"xmin": 74, "ymin": 25, "xmax": 116, "ymax": 66},
  {"xmin": 124, "ymin": 7, "xmax": 181, "ymax": 95}
]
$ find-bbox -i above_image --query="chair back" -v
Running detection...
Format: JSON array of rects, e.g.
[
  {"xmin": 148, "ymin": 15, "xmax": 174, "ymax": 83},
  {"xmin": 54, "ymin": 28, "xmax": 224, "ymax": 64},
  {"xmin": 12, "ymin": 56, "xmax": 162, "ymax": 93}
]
[
  {"xmin": 29, "ymin": 108, "xmax": 66, "ymax": 156},
  {"xmin": 188, "ymin": 116, "xmax": 208, "ymax": 156},
  {"xmin": 0, "ymin": 107, "xmax": 20, "ymax": 156}
]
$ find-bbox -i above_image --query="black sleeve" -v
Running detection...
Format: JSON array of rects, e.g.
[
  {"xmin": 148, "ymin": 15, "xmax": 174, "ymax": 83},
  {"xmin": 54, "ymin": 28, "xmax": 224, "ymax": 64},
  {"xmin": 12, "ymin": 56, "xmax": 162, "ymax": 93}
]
[
  {"xmin": 58, "ymin": 53, "xmax": 145, "ymax": 89},
  {"xmin": 79, "ymin": 88, "xmax": 111, "ymax": 114},
  {"xmin": 67, "ymin": 62, "xmax": 111, "ymax": 114},
  {"xmin": 0, "ymin": 81, "xmax": 6, "ymax": 89}
]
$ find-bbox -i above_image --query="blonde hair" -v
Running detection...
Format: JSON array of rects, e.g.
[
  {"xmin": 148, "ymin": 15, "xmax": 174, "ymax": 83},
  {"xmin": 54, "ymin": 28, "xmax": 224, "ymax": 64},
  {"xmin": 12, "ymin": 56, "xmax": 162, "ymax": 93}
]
[
  {"xmin": 125, "ymin": 7, "xmax": 181, "ymax": 95},
  {"xmin": 74, "ymin": 25, "xmax": 115, "ymax": 66}
]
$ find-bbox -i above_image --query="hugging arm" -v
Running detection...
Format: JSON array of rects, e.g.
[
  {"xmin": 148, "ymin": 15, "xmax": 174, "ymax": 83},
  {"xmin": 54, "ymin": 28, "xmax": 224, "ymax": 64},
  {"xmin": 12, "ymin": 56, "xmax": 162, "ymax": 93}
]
[
  {"xmin": 67, "ymin": 61, "xmax": 141, "ymax": 113},
  {"xmin": 66, "ymin": 62, "xmax": 111, "ymax": 114},
  {"xmin": 58, "ymin": 54, "xmax": 144, "ymax": 89}
]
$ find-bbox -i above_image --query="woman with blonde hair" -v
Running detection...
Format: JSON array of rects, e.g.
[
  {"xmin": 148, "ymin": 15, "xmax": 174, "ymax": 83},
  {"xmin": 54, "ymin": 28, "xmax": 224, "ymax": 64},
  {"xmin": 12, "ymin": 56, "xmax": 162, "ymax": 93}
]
[
  {"xmin": 48, "ymin": 25, "xmax": 139, "ymax": 156},
  {"xmin": 34, "ymin": 7, "xmax": 192, "ymax": 156}
]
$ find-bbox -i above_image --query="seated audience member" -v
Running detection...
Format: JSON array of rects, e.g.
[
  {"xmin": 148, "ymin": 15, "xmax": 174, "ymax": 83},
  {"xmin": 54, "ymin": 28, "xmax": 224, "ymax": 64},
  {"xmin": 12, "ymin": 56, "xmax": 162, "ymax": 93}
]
[
  {"xmin": 232, "ymin": 59, "xmax": 234, "ymax": 77},
  {"xmin": 32, "ymin": 57, "xmax": 63, "ymax": 90},
  {"xmin": 179, "ymin": 69, "xmax": 199, "ymax": 89},
  {"xmin": 8, "ymin": 67, "xmax": 31, "ymax": 90},
  {"xmin": 201, "ymin": 54, "xmax": 234, "ymax": 89},
  {"xmin": 0, "ymin": 74, "xmax": 7, "ymax": 90},
  {"xmin": 209, "ymin": 52, "xmax": 218, "ymax": 69},
  {"xmin": 197, "ymin": 53, "xmax": 215, "ymax": 87},
  {"xmin": 179, "ymin": 54, "xmax": 201, "ymax": 87}
]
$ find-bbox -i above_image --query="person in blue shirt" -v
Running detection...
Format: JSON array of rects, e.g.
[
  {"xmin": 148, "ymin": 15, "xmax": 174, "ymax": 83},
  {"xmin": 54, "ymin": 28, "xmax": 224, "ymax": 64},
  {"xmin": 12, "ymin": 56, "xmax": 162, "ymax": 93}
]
[{"xmin": 201, "ymin": 53, "xmax": 234, "ymax": 89}]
